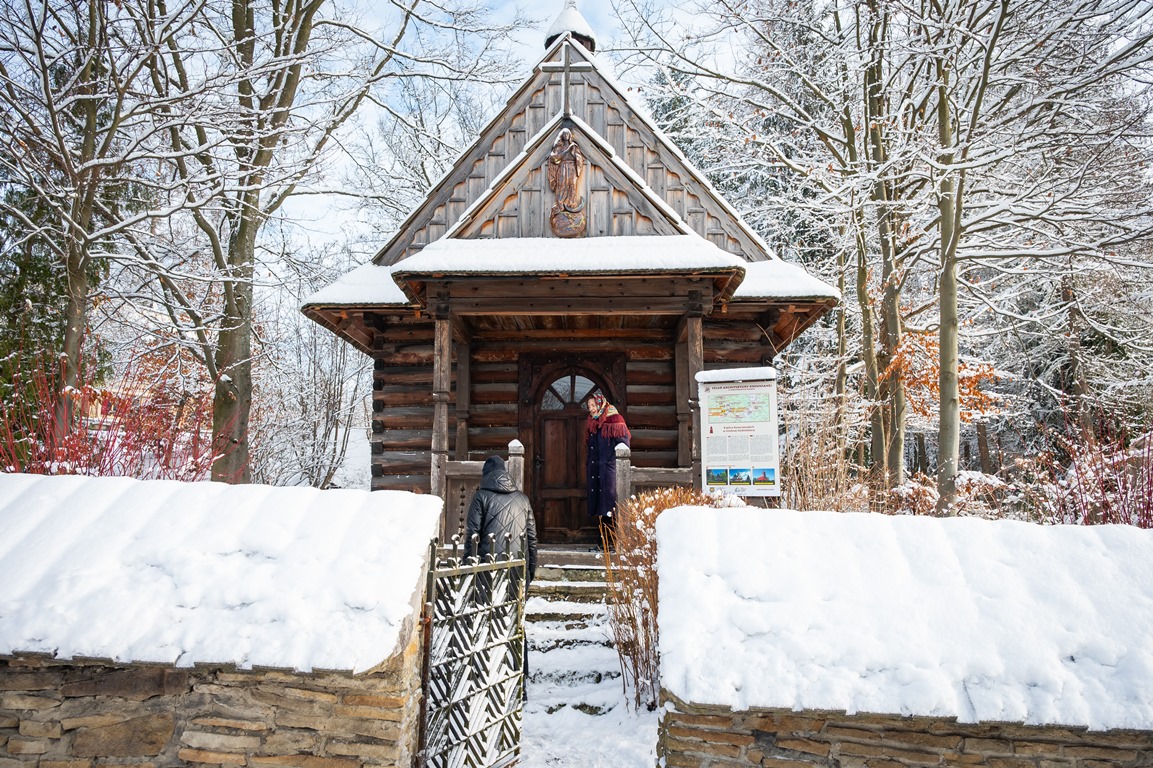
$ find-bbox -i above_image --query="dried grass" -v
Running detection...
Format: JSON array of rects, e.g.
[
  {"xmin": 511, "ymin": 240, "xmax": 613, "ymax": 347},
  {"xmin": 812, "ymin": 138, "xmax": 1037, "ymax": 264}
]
[{"xmin": 600, "ymin": 486, "xmax": 722, "ymax": 712}]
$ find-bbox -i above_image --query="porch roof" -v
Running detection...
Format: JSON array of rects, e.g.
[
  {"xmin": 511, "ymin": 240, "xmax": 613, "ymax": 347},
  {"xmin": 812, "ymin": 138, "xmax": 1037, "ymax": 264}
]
[
  {"xmin": 301, "ymin": 235, "xmax": 839, "ymax": 354},
  {"xmin": 302, "ymin": 236, "xmax": 839, "ymax": 310}
]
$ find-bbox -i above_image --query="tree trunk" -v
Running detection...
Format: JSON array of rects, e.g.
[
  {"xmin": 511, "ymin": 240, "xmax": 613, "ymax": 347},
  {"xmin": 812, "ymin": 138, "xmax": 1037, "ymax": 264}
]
[
  {"xmin": 976, "ymin": 422, "xmax": 995, "ymax": 475},
  {"xmin": 854, "ymin": 209, "xmax": 887, "ymax": 484},
  {"xmin": 55, "ymin": 0, "xmax": 105, "ymax": 446},
  {"xmin": 863, "ymin": 0, "xmax": 905, "ymax": 490},
  {"xmin": 211, "ymin": 215, "xmax": 257, "ymax": 483},
  {"xmin": 936, "ymin": 62, "xmax": 961, "ymax": 515},
  {"xmin": 1062, "ymin": 273, "xmax": 1094, "ymax": 439}
]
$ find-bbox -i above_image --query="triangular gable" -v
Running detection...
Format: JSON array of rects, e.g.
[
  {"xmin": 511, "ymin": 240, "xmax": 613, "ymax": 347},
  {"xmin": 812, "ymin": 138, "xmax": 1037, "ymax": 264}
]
[
  {"xmin": 445, "ymin": 113, "xmax": 692, "ymax": 240},
  {"xmin": 374, "ymin": 36, "xmax": 780, "ymax": 265}
]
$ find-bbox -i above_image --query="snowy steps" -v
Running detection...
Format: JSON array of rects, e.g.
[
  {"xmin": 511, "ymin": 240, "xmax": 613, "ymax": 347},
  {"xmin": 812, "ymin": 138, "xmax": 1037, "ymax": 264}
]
[{"xmin": 525, "ymin": 547, "xmax": 621, "ymax": 717}]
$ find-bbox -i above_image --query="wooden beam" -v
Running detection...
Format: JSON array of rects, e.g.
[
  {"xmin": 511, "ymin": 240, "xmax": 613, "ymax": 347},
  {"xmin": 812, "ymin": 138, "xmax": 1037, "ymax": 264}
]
[
  {"xmin": 686, "ymin": 314, "xmax": 704, "ymax": 490},
  {"xmin": 447, "ymin": 297, "xmax": 706, "ymax": 315},
  {"xmin": 474, "ymin": 327, "xmax": 671, "ymax": 341},
  {"xmin": 675, "ymin": 338, "xmax": 691, "ymax": 467},
  {"xmin": 455, "ymin": 340, "xmax": 471, "ymax": 460},
  {"xmin": 431, "ymin": 318, "xmax": 451, "ymax": 500}
]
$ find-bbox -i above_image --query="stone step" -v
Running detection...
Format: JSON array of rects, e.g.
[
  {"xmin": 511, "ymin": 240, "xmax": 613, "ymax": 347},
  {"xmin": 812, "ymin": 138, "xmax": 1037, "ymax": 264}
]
[
  {"xmin": 535, "ymin": 563, "xmax": 606, "ymax": 582},
  {"xmin": 529, "ymin": 580, "xmax": 607, "ymax": 603},
  {"xmin": 523, "ymin": 586, "xmax": 620, "ymax": 717},
  {"xmin": 536, "ymin": 547, "xmax": 605, "ymax": 568},
  {"xmin": 524, "ymin": 676, "xmax": 623, "ymax": 716},
  {"xmin": 525, "ymin": 596, "xmax": 607, "ymax": 624},
  {"xmin": 527, "ymin": 618, "xmax": 612, "ymax": 653},
  {"xmin": 528, "ymin": 643, "xmax": 621, "ymax": 686}
]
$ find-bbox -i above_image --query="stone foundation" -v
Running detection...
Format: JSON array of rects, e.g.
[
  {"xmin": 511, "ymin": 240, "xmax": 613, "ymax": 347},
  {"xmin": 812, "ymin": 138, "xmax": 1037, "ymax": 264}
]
[
  {"xmin": 0, "ymin": 624, "xmax": 424, "ymax": 768},
  {"xmin": 659, "ymin": 693, "xmax": 1153, "ymax": 768}
]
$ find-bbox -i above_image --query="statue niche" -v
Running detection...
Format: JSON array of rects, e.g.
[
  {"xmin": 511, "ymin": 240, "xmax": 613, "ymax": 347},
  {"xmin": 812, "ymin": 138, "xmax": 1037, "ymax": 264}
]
[{"xmin": 545, "ymin": 128, "xmax": 587, "ymax": 238}]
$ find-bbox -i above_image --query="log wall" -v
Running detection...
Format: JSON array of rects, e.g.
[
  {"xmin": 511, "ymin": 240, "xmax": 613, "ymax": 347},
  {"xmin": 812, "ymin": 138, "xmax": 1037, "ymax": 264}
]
[{"xmin": 370, "ymin": 317, "xmax": 774, "ymax": 492}]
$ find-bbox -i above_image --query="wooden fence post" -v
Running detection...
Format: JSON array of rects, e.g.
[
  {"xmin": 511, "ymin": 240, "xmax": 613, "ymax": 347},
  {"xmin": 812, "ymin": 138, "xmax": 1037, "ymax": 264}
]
[
  {"xmin": 508, "ymin": 439, "xmax": 525, "ymax": 492},
  {"xmin": 615, "ymin": 442, "xmax": 633, "ymax": 507}
]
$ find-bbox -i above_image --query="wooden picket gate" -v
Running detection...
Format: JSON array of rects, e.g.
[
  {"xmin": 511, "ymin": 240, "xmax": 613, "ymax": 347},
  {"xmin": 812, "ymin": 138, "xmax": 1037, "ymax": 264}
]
[{"xmin": 418, "ymin": 537, "xmax": 527, "ymax": 768}]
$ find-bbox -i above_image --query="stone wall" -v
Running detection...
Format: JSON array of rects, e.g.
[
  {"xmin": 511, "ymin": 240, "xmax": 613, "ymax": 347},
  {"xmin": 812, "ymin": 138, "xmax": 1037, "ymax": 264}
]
[
  {"xmin": 0, "ymin": 620, "xmax": 424, "ymax": 768},
  {"xmin": 659, "ymin": 693, "xmax": 1153, "ymax": 768}
]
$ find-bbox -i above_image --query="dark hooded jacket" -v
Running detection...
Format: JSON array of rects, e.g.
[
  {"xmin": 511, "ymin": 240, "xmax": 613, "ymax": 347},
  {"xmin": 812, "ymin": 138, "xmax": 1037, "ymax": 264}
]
[{"xmin": 465, "ymin": 465, "xmax": 538, "ymax": 583}]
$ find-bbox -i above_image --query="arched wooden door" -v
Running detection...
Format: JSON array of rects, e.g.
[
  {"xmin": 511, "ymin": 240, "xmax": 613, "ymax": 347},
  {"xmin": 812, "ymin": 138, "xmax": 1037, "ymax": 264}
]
[{"xmin": 521, "ymin": 356, "xmax": 624, "ymax": 544}]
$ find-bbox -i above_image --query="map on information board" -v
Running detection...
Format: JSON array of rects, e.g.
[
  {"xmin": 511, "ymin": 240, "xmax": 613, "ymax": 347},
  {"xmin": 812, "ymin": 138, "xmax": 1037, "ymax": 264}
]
[{"xmin": 708, "ymin": 393, "xmax": 773, "ymax": 424}]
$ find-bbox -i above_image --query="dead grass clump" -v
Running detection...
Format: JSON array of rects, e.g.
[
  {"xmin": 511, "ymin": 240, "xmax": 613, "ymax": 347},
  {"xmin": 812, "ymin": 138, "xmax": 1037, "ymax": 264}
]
[{"xmin": 601, "ymin": 486, "xmax": 723, "ymax": 711}]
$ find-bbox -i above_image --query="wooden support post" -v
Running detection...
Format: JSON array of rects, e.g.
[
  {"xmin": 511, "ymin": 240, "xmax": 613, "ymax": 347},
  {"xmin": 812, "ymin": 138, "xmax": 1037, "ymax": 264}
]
[
  {"xmin": 455, "ymin": 341, "xmax": 471, "ymax": 460},
  {"xmin": 508, "ymin": 439, "xmax": 525, "ymax": 492},
  {"xmin": 675, "ymin": 339, "xmax": 691, "ymax": 467},
  {"xmin": 431, "ymin": 317, "xmax": 451, "ymax": 499},
  {"xmin": 686, "ymin": 315, "xmax": 704, "ymax": 490},
  {"xmin": 615, "ymin": 443, "xmax": 633, "ymax": 507}
]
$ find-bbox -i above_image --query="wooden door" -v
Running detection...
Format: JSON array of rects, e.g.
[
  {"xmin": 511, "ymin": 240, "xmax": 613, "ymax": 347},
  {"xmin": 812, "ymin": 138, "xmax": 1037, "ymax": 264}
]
[
  {"xmin": 536, "ymin": 372, "xmax": 600, "ymax": 543},
  {"xmin": 521, "ymin": 355, "xmax": 625, "ymax": 544}
]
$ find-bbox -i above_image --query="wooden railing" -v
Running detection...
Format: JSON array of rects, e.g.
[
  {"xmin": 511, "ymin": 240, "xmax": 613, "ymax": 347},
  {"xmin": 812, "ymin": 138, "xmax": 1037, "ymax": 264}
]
[
  {"xmin": 441, "ymin": 440, "xmax": 525, "ymax": 541},
  {"xmin": 442, "ymin": 441, "xmax": 692, "ymax": 538},
  {"xmin": 614, "ymin": 443, "xmax": 695, "ymax": 502}
]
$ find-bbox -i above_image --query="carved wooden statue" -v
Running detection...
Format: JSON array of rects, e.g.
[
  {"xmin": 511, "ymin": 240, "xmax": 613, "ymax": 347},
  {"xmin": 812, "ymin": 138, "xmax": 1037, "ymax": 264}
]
[{"xmin": 546, "ymin": 128, "xmax": 587, "ymax": 237}]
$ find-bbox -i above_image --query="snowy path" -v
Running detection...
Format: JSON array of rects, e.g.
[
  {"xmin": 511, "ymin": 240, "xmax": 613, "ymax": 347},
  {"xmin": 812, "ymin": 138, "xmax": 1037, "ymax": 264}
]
[
  {"xmin": 519, "ymin": 595, "xmax": 658, "ymax": 767},
  {"xmin": 521, "ymin": 698, "xmax": 659, "ymax": 768}
]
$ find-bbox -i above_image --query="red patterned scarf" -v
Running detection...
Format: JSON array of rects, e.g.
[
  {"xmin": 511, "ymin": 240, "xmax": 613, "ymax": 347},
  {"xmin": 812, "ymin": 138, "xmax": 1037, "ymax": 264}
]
[{"xmin": 587, "ymin": 393, "xmax": 631, "ymax": 439}]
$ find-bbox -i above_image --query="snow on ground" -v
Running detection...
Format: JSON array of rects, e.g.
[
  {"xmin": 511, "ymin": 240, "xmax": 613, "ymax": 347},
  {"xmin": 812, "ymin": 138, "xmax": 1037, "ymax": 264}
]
[
  {"xmin": 0, "ymin": 473, "xmax": 441, "ymax": 672},
  {"xmin": 657, "ymin": 507, "xmax": 1153, "ymax": 730},
  {"xmin": 521, "ymin": 607, "xmax": 658, "ymax": 768},
  {"xmin": 329, "ymin": 424, "xmax": 372, "ymax": 490},
  {"xmin": 522, "ymin": 691, "xmax": 658, "ymax": 768}
]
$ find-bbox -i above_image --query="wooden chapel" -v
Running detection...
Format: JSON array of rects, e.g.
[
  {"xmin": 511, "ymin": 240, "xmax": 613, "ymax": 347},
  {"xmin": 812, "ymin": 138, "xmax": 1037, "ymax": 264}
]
[{"xmin": 303, "ymin": 1, "xmax": 839, "ymax": 545}]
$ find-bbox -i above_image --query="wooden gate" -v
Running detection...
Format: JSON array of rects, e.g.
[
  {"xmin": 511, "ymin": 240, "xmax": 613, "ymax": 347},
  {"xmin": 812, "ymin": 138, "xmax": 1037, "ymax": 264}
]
[{"xmin": 419, "ymin": 538, "xmax": 527, "ymax": 768}]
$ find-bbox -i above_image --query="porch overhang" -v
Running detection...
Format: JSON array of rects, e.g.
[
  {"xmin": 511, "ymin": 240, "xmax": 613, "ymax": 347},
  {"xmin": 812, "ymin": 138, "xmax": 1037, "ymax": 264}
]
[
  {"xmin": 301, "ymin": 236, "xmax": 841, "ymax": 355},
  {"xmin": 390, "ymin": 235, "xmax": 746, "ymax": 317}
]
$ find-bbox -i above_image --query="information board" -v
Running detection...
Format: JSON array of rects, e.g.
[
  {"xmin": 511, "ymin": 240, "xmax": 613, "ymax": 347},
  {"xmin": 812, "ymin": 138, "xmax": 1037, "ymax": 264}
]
[{"xmin": 695, "ymin": 367, "xmax": 780, "ymax": 497}]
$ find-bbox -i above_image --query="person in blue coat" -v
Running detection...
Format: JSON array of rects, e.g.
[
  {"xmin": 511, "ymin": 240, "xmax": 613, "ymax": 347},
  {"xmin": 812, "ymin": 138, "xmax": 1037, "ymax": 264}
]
[{"xmin": 585, "ymin": 393, "xmax": 631, "ymax": 543}]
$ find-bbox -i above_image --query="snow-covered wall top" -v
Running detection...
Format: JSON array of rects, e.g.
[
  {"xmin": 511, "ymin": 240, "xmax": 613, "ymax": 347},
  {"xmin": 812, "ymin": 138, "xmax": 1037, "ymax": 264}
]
[
  {"xmin": 656, "ymin": 508, "xmax": 1153, "ymax": 731},
  {"xmin": 303, "ymin": 236, "xmax": 839, "ymax": 308},
  {"xmin": 0, "ymin": 473, "xmax": 442, "ymax": 673}
]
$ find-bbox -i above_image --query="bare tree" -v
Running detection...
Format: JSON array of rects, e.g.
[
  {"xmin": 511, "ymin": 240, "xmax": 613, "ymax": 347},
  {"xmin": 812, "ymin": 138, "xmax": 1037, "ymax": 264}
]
[
  {"xmin": 0, "ymin": 0, "xmax": 202, "ymax": 437},
  {"xmin": 619, "ymin": 0, "xmax": 1153, "ymax": 510},
  {"xmin": 918, "ymin": 0, "xmax": 1153, "ymax": 510},
  {"xmin": 124, "ymin": 0, "xmax": 524, "ymax": 482}
]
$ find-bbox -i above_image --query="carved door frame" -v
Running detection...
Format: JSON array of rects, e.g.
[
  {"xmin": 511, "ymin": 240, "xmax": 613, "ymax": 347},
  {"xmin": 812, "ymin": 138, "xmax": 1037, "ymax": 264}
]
[{"xmin": 518, "ymin": 352, "xmax": 627, "ymax": 542}]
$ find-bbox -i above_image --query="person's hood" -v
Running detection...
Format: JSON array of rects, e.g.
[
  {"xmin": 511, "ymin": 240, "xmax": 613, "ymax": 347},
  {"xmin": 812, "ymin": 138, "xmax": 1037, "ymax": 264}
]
[{"xmin": 479, "ymin": 469, "xmax": 518, "ymax": 494}]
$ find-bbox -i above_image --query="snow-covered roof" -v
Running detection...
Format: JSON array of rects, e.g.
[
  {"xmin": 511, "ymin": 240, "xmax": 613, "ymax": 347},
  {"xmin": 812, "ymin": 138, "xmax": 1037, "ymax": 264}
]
[
  {"xmin": 546, "ymin": 0, "xmax": 596, "ymax": 47},
  {"xmin": 303, "ymin": 236, "xmax": 840, "ymax": 309},
  {"xmin": 0, "ymin": 473, "xmax": 442, "ymax": 673},
  {"xmin": 393, "ymin": 235, "xmax": 746, "ymax": 276},
  {"xmin": 695, "ymin": 366, "xmax": 777, "ymax": 383},
  {"xmin": 733, "ymin": 259, "xmax": 841, "ymax": 301},
  {"xmin": 303, "ymin": 262, "xmax": 410, "ymax": 307},
  {"xmin": 657, "ymin": 508, "xmax": 1153, "ymax": 731}
]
